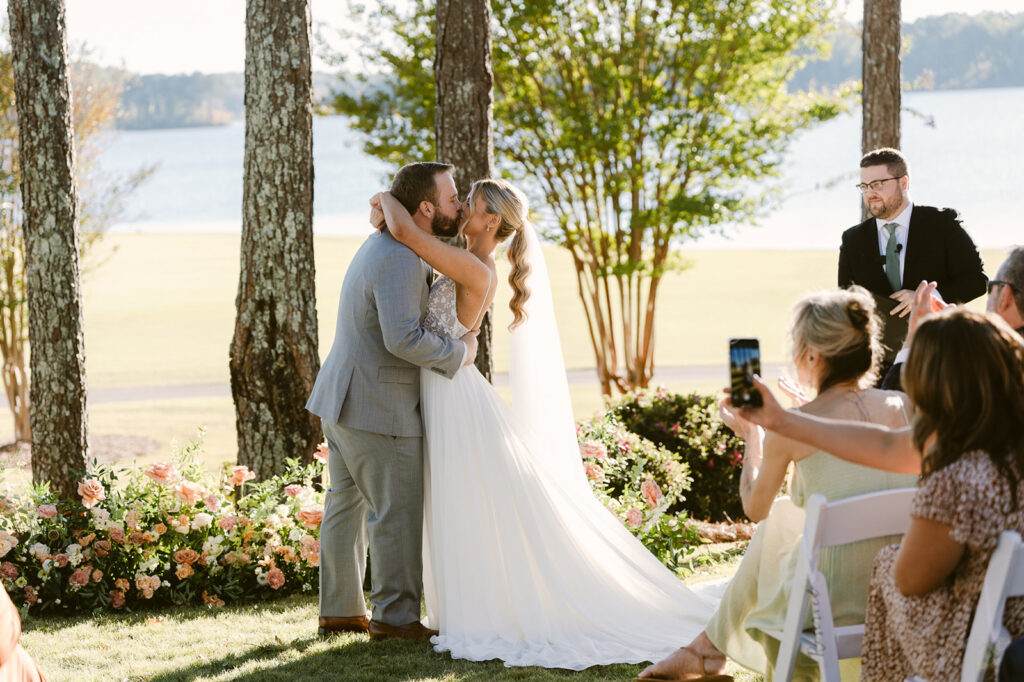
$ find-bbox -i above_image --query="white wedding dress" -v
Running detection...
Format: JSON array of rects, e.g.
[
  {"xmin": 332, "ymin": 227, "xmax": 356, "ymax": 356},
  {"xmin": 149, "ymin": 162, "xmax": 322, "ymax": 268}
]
[{"xmin": 419, "ymin": 242, "xmax": 714, "ymax": 669}]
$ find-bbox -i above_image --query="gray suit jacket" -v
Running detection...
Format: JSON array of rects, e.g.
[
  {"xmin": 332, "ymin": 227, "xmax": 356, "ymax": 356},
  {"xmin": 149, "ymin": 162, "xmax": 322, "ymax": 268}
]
[{"xmin": 306, "ymin": 230, "xmax": 464, "ymax": 437}]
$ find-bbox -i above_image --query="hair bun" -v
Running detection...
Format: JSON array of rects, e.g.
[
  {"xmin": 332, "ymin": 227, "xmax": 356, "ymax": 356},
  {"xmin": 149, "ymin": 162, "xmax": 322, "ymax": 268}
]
[{"xmin": 846, "ymin": 299, "xmax": 870, "ymax": 331}]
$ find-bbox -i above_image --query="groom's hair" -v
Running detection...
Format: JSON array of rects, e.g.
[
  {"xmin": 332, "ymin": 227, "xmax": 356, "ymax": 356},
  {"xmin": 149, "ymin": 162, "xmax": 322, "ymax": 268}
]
[{"xmin": 391, "ymin": 162, "xmax": 455, "ymax": 215}]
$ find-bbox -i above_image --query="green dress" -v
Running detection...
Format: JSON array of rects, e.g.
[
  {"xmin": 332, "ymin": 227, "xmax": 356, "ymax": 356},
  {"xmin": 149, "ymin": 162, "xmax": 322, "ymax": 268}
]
[{"xmin": 704, "ymin": 451, "xmax": 918, "ymax": 681}]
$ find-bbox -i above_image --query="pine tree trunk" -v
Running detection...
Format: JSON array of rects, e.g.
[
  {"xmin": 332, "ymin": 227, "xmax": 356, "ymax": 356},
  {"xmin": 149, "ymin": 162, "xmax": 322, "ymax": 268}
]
[
  {"xmin": 862, "ymin": 0, "xmax": 901, "ymax": 154},
  {"xmin": 231, "ymin": 0, "xmax": 320, "ymax": 480},
  {"xmin": 8, "ymin": 0, "xmax": 88, "ymax": 499},
  {"xmin": 435, "ymin": 0, "xmax": 495, "ymax": 381}
]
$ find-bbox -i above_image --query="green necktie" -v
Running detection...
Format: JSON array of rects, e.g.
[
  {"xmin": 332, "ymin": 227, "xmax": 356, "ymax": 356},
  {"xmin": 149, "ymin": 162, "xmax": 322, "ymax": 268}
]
[{"xmin": 884, "ymin": 222, "xmax": 901, "ymax": 292}]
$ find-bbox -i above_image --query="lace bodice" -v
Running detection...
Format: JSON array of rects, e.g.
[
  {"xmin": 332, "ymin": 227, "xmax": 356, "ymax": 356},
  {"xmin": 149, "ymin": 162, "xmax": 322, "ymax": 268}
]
[{"xmin": 424, "ymin": 276, "xmax": 471, "ymax": 338}]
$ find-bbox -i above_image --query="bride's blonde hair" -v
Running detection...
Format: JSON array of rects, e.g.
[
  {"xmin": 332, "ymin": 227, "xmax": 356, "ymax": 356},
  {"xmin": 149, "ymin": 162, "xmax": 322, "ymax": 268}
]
[{"xmin": 468, "ymin": 178, "xmax": 531, "ymax": 329}]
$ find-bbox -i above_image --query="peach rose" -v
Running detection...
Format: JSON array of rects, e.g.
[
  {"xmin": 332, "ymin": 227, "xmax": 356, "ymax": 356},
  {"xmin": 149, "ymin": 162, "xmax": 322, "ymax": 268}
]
[
  {"xmin": 202, "ymin": 590, "xmax": 225, "ymax": 607},
  {"xmin": 626, "ymin": 508, "xmax": 643, "ymax": 528},
  {"xmin": 69, "ymin": 568, "xmax": 90, "ymax": 586},
  {"xmin": 175, "ymin": 564, "xmax": 194, "ymax": 580},
  {"xmin": 53, "ymin": 553, "xmax": 69, "ymax": 568},
  {"xmin": 584, "ymin": 462, "xmax": 605, "ymax": 482},
  {"xmin": 578, "ymin": 439, "xmax": 608, "ymax": 460},
  {"xmin": 295, "ymin": 506, "xmax": 324, "ymax": 530},
  {"xmin": 109, "ymin": 589, "xmax": 126, "ymax": 609},
  {"xmin": 314, "ymin": 442, "xmax": 329, "ymax": 463},
  {"xmin": 145, "ymin": 462, "xmax": 177, "ymax": 485},
  {"xmin": 114, "ymin": 578, "xmax": 130, "ymax": 592},
  {"xmin": 173, "ymin": 480, "xmax": 204, "ymax": 505},
  {"xmin": 93, "ymin": 540, "xmax": 112, "ymax": 557},
  {"xmin": 79, "ymin": 532, "xmax": 96, "ymax": 547},
  {"xmin": 217, "ymin": 515, "xmax": 237, "ymax": 532},
  {"xmin": 640, "ymin": 480, "xmax": 664, "ymax": 510},
  {"xmin": 229, "ymin": 466, "xmax": 256, "ymax": 487},
  {"xmin": 266, "ymin": 567, "xmax": 285, "ymax": 590},
  {"xmin": 108, "ymin": 528, "xmax": 126, "ymax": 544},
  {"xmin": 92, "ymin": 569, "xmax": 103, "ymax": 583},
  {"xmin": 36, "ymin": 504, "xmax": 58, "ymax": 519},
  {"xmin": 283, "ymin": 484, "xmax": 303, "ymax": 498},
  {"xmin": 299, "ymin": 538, "xmax": 320, "ymax": 566},
  {"xmin": 154, "ymin": 523, "xmax": 167, "ymax": 535},
  {"xmin": 78, "ymin": 478, "xmax": 106, "ymax": 509},
  {"xmin": 127, "ymin": 531, "xmax": 146, "ymax": 546},
  {"xmin": 173, "ymin": 549, "xmax": 199, "ymax": 565},
  {"xmin": 203, "ymin": 493, "xmax": 221, "ymax": 511}
]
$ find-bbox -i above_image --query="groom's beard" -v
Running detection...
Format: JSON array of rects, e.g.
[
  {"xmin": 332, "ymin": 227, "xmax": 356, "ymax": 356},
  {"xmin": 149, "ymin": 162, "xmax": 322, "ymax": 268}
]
[{"xmin": 431, "ymin": 210, "xmax": 461, "ymax": 238}]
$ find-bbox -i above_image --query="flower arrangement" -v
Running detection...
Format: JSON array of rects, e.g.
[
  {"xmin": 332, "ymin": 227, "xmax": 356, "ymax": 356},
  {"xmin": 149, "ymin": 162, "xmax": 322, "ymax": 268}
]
[
  {"xmin": 605, "ymin": 388, "xmax": 747, "ymax": 522},
  {"xmin": 575, "ymin": 411, "xmax": 700, "ymax": 570},
  {"xmin": 0, "ymin": 433, "xmax": 325, "ymax": 615}
]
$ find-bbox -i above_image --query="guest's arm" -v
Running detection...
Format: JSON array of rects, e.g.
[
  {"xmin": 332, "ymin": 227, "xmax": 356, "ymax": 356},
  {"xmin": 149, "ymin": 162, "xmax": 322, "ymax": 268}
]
[
  {"xmin": 892, "ymin": 516, "xmax": 965, "ymax": 596},
  {"xmin": 720, "ymin": 401, "xmax": 795, "ymax": 522}
]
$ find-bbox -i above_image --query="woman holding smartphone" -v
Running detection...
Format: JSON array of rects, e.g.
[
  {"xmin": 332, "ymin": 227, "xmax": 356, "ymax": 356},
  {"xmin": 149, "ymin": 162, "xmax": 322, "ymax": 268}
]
[{"xmin": 640, "ymin": 286, "xmax": 917, "ymax": 682}]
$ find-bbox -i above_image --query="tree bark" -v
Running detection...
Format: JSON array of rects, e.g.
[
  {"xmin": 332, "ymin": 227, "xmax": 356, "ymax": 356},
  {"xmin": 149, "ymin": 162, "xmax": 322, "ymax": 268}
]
[
  {"xmin": 8, "ymin": 0, "xmax": 88, "ymax": 499},
  {"xmin": 231, "ymin": 0, "xmax": 320, "ymax": 480},
  {"xmin": 862, "ymin": 0, "xmax": 901, "ymax": 154},
  {"xmin": 435, "ymin": 0, "xmax": 495, "ymax": 381}
]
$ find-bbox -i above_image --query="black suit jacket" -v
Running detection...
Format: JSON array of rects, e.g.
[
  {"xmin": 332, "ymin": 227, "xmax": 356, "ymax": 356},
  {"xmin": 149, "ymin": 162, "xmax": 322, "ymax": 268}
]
[{"xmin": 837, "ymin": 205, "xmax": 987, "ymax": 304}]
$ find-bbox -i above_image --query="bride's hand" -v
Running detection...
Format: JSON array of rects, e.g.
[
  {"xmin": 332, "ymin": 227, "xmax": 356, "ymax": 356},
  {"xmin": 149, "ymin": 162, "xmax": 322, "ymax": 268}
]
[{"xmin": 369, "ymin": 192, "xmax": 386, "ymax": 232}]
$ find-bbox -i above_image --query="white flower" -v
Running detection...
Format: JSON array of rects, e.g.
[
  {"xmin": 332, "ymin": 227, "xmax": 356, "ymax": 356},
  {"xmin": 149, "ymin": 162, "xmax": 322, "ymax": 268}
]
[
  {"xmin": 66, "ymin": 544, "xmax": 83, "ymax": 567},
  {"xmin": 274, "ymin": 504, "xmax": 290, "ymax": 517},
  {"xmin": 256, "ymin": 571, "xmax": 268, "ymax": 586},
  {"xmin": 0, "ymin": 531, "xmax": 18, "ymax": 558},
  {"xmin": 14, "ymin": 577, "xmax": 26, "ymax": 588},
  {"xmin": 90, "ymin": 507, "xmax": 111, "ymax": 523},
  {"xmin": 139, "ymin": 557, "xmax": 159, "ymax": 573},
  {"xmin": 41, "ymin": 559, "xmax": 53, "ymax": 571},
  {"xmin": 161, "ymin": 580, "xmax": 170, "ymax": 587},
  {"xmin": 265, "ymin": 514, "xmax": 283, "ymax": 529},
  {"xmin": 302, "ymin": 583, "xmax": 312, "ymax": 592},
  {"xmin": 288, "ymin": 529, "xmax": 303, "ymax": 542},
  {"xmin": 29, "ymin": 543, "xmax": 49, "ymax": 559},
  {"xmin": 193, "ymin": 512, "xmax": 213, "ymax": 529},
  {"xmin": 201, "ymin": 537, "xmax": 224, "ymax": 558}
]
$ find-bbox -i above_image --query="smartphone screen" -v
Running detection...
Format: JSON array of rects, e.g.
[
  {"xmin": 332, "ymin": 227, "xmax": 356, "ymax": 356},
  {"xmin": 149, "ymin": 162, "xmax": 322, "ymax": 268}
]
[{"xmin": 729, "ymin": 338, "xmax": 762, "ymax": 408}]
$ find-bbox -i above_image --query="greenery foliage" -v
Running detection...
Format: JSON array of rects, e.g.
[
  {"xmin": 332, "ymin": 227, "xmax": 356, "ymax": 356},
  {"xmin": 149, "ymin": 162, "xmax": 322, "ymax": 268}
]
[
  {"xmin": 605, "ymin": 388, "xmax": 747, "ymax": 523},
  {"xmin": 329, "ymin": 0, "xmax": 849, "ymax": 394},
  {"xmin": 0, "ymin": 433, "xmax": 325, "ymax": 615}
]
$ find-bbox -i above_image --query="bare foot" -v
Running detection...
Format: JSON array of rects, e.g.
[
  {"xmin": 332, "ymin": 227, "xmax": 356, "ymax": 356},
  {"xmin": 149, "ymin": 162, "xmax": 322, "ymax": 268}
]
[{"xmin": 636, "ymin": 633, "xmax": 727, "ymax": 680}]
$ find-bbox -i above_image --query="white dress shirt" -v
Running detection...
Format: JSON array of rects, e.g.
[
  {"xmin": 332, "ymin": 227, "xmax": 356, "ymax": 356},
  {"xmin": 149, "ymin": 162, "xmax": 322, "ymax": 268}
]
[{"xmin": 875, "ymin": 202, "xmax": 912, "ymax": 286}]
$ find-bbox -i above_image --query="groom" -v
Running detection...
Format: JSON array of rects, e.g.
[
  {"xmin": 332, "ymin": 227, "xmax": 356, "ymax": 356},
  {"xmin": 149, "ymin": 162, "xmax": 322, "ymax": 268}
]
[{"xmin": 306, "ymin": 161, "xmax": 477, "ymax": 639}]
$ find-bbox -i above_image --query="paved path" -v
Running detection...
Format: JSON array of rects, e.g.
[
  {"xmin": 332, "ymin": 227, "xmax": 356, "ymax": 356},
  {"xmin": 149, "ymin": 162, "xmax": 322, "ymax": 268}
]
[{"xmin": 0, "ymin": 364, "xmax": 789, "ymax": 408}]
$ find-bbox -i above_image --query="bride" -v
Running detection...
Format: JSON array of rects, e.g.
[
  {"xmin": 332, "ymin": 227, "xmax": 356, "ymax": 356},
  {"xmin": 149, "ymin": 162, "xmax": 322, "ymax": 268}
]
[{"xmin": 371, "ymin": 178, "xmax": 712, "ymax": 670}]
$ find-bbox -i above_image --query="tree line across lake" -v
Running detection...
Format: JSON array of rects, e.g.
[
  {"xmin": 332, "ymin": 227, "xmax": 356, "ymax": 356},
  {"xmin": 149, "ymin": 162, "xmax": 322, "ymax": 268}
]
[{"xmin": 112, "ymin": 10, "xmax": 1024, "ymax": 131}]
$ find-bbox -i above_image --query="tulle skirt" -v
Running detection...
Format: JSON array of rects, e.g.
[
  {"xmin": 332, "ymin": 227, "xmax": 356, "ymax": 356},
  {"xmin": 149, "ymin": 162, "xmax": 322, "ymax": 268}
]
[{"xmin": 421, "ymin": 364, "xmax": 714, "ymax": 670}]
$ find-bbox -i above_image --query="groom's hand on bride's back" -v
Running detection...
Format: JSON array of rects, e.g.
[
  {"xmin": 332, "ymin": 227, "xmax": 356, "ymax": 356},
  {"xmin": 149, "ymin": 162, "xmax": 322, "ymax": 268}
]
[{"xmin": 460, "ymin": 330, "xmax": 479, "ymax": 366}]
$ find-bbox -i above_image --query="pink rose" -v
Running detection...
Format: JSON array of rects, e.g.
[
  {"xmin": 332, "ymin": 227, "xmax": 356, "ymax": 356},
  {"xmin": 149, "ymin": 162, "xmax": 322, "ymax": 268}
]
[
  {"xmin": 109, "ymin": 589, "xmax": 126, "ymax": 609},
  {"xmin": 203, "ymin": 493, "xmax": 221, "ymax": 511},
  {"xmin": 266, "ymin": 567, "xmax": 285, "ymax": 590},
  {"xmin": 23, "ymin": 586, "xmax": 37, "ymax": 605},
  {"xmin": 295, "ymin": 506, "xmax": 324, "ymax": 530},
  {"xmin": 299, "ymin": 538, "xmax": 320, "ymax": 566},
  {"xmin": 36, "ymin": 504, "xmax": 58, "ymax": 519},
  {"xmin": 218, "ymin": 515, "xmax": 237, "ymax": 532},
  {"xmin": 145, "ymin": 462, "xmax": 177, "ymax": 485},
  {"xmin": 69, "ymin": 567, "xmax": 90, "ymax": 586},
  {"xmin": 584, "ymin": 462, "xmax": 605, "ymax": 482},
  {"xmin": 78, "ymin": 478, "xmax": 106, "ymax": 509},
  {"xmin": 229, "ymin": 466, "xmax": 256, "ymax": 487},
  {"xmin": 283, "ymin": 484, "xmax": 303, "ymax": 498},
  {"xmin": 108, "ymin": 528, "xmax": 126, "ymax": 544},
  {"xmin": 53, "ymin": 553, "xmax": 69, "ymax": 568},
  {"xmin": 173, "ymin": 480, "xmax": 204, "ymax": 505},
  {"xmin": 0, "ymin": 562, "xmax": 17, "ymax": 579},
  {"xmin": 314, "ymin": 443, "xmax": 329, "ymax": 463},
  {"xmin": 578, "ymin": 440, "xmax": 608, "ymax": 460},
  {"xmin": 641, "ymin": 480, "xmax": 664, "ymax": 510},
  {"xmin": 626, "ymin": 508, "xmax": 643, "ymax": 528}
]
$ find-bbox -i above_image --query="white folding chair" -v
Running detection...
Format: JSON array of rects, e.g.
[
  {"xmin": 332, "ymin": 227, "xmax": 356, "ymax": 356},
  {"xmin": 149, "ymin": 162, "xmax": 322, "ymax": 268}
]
[
  {"xmin": 766, "ymin": 488, "xmax": 917, "ymax": 682},
  {"xmin": 961, "ymin": 530, "xmax": 1024, "ymax": 682}
]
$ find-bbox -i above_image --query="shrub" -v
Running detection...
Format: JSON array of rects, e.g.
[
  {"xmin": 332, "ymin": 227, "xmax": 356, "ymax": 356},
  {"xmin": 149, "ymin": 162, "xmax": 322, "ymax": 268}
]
[
  {"xmin": 606, "ymin": 388, "xmax": 746, "ymax": 522},
  {"xmin": 575, "ymin": 413, "xmax": 701, "ymax": 570},
  {"xmin": 0, "ymin": 432, "xmax": 327, "ymax": 615}
]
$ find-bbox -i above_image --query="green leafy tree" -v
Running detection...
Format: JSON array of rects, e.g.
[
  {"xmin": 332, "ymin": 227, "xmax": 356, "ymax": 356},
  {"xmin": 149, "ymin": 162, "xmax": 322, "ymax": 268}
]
[{"xmin": 329, "ymin": 0, "xmax": 849, "ymax": 394}]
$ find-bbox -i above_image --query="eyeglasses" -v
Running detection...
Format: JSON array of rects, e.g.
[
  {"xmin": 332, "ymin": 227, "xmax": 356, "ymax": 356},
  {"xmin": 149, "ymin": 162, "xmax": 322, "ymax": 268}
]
[
  {"xmin": 855, "ymin": 176, "xmax": 905, "ymax": 194},
  {"xmin": 988, "ymin": 280, "xmax": 1021, "ymax": 295}
]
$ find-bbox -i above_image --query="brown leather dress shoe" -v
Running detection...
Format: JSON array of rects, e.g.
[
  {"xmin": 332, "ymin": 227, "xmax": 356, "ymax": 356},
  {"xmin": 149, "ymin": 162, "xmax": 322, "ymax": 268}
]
[
  {"xmin": 318, "ymin": 615, "xmax": 370, "ymax": 637},
  {"xmin": 367, "ymin": 619, "xmax": 439, "ymax": 641}
]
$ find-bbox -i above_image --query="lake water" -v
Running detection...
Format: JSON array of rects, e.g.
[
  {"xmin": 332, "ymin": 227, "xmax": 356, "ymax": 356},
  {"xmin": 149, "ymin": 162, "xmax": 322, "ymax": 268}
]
[{"xmin": 102, "ymin": 86, "xmax": 1024, "ymax": 250}]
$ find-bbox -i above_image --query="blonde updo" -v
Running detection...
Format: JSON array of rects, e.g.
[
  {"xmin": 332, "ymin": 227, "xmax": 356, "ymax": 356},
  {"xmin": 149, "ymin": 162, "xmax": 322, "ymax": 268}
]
[
  {"xmin": 468, "ymin": 178, "xmax": 531, "ymax": 329},
  {"xmin": 789, "ymin": 286, "xmax": 883, "ymax": 391}
]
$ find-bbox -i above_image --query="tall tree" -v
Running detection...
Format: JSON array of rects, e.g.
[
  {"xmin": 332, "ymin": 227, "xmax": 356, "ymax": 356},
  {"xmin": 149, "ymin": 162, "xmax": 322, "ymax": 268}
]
[
  {"xmin": 7, "ymin": 0, "xmax": 88, "ymax": 498},
  {"xmin": 231, "ymin": 0, "xmax": 320, "ymax": 479},
  {"xmin": 861, "ymin": 0, "xmax": 901, "ymax": 154},
  {"xmin": 435, "ymin": 0, "xmax": 495, "ymax": 380}
]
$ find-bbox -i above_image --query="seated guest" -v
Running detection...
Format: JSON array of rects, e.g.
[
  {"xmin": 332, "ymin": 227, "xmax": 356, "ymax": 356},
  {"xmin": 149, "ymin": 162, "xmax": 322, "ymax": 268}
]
[
  {"xmin": 1, "ymin": 587, "xmax": 46, "ymax": 682},
  {"xmin": 860, "ymin": 309, "xmax": 1024, "ymax": 681},
  {"xmin": 639, "ymin": 287, "xmax": 918, "ymax": 681}
]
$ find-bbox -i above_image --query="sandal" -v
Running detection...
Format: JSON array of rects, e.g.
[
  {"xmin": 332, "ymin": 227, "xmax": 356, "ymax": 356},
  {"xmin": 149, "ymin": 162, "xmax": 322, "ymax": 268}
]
[{"xmin": 635, "ymin": 645, "xmax": 733, "ymax": 682}]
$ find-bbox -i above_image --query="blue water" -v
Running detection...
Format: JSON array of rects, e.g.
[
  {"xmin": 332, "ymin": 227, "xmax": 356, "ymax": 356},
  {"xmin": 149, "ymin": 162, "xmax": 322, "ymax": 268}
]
[{"xmin": 102, "ymin": 87, "xmax": 1024, "ymax": 249}]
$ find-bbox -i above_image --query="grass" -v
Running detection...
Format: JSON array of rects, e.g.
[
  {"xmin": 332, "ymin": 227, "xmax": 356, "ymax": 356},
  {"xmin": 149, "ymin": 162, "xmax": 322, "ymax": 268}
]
[{"xmin": 20, "ymin": 552, "xmax": 762, "ymax": 682}]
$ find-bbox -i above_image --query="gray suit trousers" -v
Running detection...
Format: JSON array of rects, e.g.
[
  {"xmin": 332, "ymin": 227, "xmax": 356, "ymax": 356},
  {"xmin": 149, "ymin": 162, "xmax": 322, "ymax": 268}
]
[{"xmin": 319, "ymin": 420, "xmax": 424, "ymax": 626}]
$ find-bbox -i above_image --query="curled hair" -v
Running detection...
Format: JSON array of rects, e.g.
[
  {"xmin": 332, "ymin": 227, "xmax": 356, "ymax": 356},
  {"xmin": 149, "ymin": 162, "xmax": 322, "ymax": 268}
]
[
  {"xmin": 789, "ymin": 286, "xmax": 883, "ymax": 392},
  {"xmin": 903, "ymin": 309, "xmax": 1024, "ymax": 506},
  {"xmin": 468, "ymin": 179, "xmax": 531, "ymax": 329}
]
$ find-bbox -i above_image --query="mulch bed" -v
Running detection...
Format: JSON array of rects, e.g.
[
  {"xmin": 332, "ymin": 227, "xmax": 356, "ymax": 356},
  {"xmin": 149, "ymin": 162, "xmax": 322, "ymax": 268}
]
[{"xmin": 0, "ymin": 434, "xmax": 161, "ymax": 472}]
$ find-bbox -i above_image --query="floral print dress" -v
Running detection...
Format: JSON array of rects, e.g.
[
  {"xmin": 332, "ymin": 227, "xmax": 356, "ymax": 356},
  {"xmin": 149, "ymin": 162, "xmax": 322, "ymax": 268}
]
[{"xmin": 861, "ymin": 451, "xmax": 1024, "ymax": 681}]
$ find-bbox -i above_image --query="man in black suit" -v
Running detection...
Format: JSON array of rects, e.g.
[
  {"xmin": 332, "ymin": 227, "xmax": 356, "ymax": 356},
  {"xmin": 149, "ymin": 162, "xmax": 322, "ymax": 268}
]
[{"xmin": 838, "ymin": 147, "xmax": 987, "ymax": 376}]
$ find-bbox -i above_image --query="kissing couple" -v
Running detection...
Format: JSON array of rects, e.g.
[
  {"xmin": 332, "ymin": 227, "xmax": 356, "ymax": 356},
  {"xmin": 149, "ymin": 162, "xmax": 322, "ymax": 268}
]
[{"xmin": 306, "ymin": 162, "xmax": 714, "ymax": 670}]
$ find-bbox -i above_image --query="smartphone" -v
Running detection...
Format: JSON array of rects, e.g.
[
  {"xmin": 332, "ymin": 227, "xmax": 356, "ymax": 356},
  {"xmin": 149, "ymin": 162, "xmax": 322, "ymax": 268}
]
[{"xmin": 729, "ymin": 338, "xmax": 762, "ymax": 408}]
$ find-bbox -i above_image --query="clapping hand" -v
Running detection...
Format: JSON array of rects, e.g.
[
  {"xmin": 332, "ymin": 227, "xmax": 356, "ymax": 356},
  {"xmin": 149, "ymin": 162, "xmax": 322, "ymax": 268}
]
[{"xmin": 777, "ymin": 375, "xmax": 809, "ymax": 407}]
